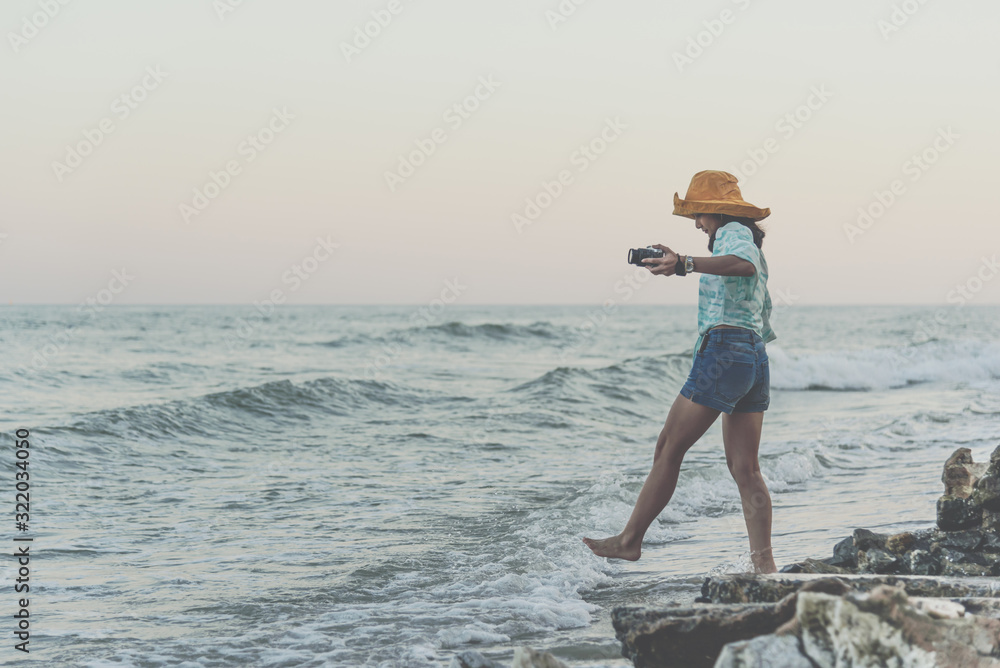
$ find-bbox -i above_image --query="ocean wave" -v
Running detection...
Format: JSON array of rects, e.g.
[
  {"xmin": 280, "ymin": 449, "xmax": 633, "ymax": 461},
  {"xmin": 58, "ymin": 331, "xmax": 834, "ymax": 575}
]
[
  {"xmin": 770, "ymin": 340, "xmax": 1000, "ymax": 391},
  {"xmin": 47, "ymin": 376, "xmax": 438, "ymax": 441},
  {"xmin": 422, "ymin": 320, "xmax": 559, "ymax": 340},
  {"xmin": 324, "ymin": 510, "xmax": 605, "ymax": 666},
  {"xmin": 508, "ymin": 354, "xmax": 692, "ymax": 403},
  {"xmin": 314, "ymin": 320, "xmax": 564, "ymax": 349}
]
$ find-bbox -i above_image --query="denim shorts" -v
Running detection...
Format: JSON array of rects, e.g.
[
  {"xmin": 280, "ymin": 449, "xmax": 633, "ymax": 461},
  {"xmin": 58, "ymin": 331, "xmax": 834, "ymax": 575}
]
[{"xmin": 680, "ymin": 327, "xmax": 770, "ymax": 414}]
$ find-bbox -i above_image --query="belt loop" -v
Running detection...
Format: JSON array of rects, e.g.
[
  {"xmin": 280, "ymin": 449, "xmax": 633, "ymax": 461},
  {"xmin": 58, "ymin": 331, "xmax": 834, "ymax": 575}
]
[{"xmin": 699, "ymin": 335, "xmax": 710, "ymax": 353}]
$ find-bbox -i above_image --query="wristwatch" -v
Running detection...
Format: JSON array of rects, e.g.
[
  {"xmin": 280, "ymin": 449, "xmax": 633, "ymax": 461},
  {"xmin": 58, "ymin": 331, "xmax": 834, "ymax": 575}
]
[{"xmin": 684, "ymin": 255, "xmax": 695, "ymax": 274}]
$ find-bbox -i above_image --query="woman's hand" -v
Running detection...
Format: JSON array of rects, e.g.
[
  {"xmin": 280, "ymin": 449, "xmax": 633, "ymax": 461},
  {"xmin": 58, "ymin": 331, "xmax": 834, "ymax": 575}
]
[{"xmin": 642, "ymin": 244, "xmax": 679, "ymax": 276}]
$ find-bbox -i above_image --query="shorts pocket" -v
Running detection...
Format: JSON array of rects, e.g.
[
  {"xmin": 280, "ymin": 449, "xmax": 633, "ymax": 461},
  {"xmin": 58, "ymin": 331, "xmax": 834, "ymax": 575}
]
[
  {"xmin": 714, "ymin": 355, "xmax": 756, "ymax": 404},
  {"xmin": 758, "ymin": 358, "xmax": 770, "ymax": 403}
]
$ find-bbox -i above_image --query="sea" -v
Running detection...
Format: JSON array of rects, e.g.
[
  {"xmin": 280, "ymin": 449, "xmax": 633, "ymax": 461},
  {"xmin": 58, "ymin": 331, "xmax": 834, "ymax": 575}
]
[{"xmin": 2, "ymin": 303, "xmax": 1000, "ymax": 667}]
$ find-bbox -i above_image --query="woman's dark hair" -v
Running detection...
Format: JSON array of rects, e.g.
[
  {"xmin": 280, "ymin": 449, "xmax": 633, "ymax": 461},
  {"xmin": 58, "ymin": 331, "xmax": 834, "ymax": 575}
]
[{"xmin": 707, "ymin": 215, "xmax": 765, "ymax": 252}]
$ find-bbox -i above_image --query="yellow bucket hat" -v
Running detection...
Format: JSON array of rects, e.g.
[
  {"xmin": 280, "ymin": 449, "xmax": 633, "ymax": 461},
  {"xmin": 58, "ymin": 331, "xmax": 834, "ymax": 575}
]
[{"xmin": 672, "ymin": 170, "xmax": 770, "ymax": 222}]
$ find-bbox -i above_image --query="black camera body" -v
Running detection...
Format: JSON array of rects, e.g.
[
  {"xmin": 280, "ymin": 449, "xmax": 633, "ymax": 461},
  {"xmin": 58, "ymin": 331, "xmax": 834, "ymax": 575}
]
[{"xmin": 627, "ymin": 246, "xmax": 664, "ymax": 266}]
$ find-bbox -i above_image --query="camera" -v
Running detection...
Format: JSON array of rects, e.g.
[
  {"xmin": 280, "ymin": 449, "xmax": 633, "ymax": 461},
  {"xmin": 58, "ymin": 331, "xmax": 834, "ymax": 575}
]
[{"xmin": 627, "ymin": 246, "xmax": 664, "ymax": 266}]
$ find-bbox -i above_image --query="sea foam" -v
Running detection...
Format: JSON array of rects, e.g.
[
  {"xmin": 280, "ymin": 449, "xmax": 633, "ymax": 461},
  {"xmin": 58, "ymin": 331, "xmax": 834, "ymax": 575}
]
[{"xmin": 769, "ymin": 340, "xmax": 1000, "ymax": 391}]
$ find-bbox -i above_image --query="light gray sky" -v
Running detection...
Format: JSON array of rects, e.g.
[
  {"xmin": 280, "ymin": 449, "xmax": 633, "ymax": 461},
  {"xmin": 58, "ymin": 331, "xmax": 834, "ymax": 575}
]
[{"xmin": 2, "ymin": 0, "xmax": 998, "ymax": 305}]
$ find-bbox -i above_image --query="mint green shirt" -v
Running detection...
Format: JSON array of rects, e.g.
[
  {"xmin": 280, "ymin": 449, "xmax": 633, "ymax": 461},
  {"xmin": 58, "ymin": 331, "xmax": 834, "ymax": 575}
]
[{"xmin": 692, "ymin": 222, "xmax": 776, "ymax": 361}]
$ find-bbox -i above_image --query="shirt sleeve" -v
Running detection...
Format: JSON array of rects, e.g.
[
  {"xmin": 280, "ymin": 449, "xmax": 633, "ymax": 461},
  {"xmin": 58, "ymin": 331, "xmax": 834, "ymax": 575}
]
[
  {"xmin": 760, "ymin": 287, "xmax": 777, "ymax": 343},
  {"xmin": 713, "ymin": 223, "xmax": 760, "ymax": 271}
]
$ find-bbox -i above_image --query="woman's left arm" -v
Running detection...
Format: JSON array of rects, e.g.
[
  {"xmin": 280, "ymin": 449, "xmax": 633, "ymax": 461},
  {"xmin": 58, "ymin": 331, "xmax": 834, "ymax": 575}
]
[
  {"xmin": 683, "ymin": 255, "xmax": 755, "ymax": 277},
  {"xmin": 641, "ymin": 245, "xmax": 755, "ymax": 277}
]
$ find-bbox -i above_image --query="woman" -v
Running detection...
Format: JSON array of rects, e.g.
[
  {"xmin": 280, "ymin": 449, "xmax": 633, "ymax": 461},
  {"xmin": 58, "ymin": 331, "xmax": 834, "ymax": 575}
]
[{"xmin": 582, "ymin": 170, "xmax": 778, "ymax": 574}]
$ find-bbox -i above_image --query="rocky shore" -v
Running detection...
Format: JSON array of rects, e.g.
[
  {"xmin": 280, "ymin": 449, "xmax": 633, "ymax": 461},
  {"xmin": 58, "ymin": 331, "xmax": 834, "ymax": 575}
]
[{"xmin": 611, "ymin": 445, "xmax": 1000, "ymax": 667}]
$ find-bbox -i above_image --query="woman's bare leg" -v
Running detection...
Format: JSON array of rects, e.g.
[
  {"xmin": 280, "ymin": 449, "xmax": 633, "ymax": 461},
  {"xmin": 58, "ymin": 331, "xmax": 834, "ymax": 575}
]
[
  {"xmin": 722, "ymin": 410, "xmax": 777, "ymax": 574},
  {"xmin": 582, "ymin": 394, "xmax": 720, "ymax": 560}
]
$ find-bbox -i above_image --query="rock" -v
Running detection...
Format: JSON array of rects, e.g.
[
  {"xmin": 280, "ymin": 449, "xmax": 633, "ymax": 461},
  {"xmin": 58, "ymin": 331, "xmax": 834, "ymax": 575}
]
[
  {"xmin": 942, "ymin": 447, "xmax": 986, "ymax": 498},
  {"xmin": 810, "ymin": 522, "xmax": 1000, "ymax": 577},
  {"xmin": 778, "ymin": 558, "xmax": 849, "ymax": 575},
  {"xmin": 911, "ymin": 597, "xmax": 967, "ymax": 620},
  {"xmin": 621, "ymin": 570, "xmax": 1000, "ymax": 666},
  {"xmin": 714, "ymin": 633, "xmax": 813, "ymax": 668},
  {"xmin": 941, "ymin": 560, "xmax": 995, "ymax": 577},
  {"xmin": 885, "ymin": 531, "xmax": 917, "ymax": 554},
  {"xmin": 852, "ymin": 528, "xmax": 887, "ymax": 552},
  {"xmin": 936, "ymin": 447, "xmax": 1000, "ymax": 531},
  {"xmin": 701, "ymin": 574, "xmax": 793, "ymax": 605},
  {"xmin": 711, "ymin": 584, "xmax": 1000, "ymax": 667},
  {"xmin": 817, "ymin": 520, "xmax": 1000, "ymax": 577},
  {"xmin": 973, "ymin": 446, "xmax": 1000, "ymax": 509},
  {"xmin": 614, "ymin": 578, "xmax": 853, "ymax": 668},
  {"xmin": 975, "ymin": 472, "xmax": 1000, "ymax": 512},
  {"xmin": 707, "ymin": 582, "xmax": 1000, "ymax": 667},
  {"xmin": 612, "ymin": 601, "xmax": 796, "ymax": 668},
  {"xmin": 828, "ymin": 535, "xmax": 858, "ymax": 568},
  {"xmin": 980, "ymin": 532, "xmax": 1000, "ymax": 551},
  {"xmin": 510, "ymin": 646, "xmax": 568, "ymax": 668},
  {"xmin": 849, "ymin": 531, "xmax": 910, "ymax": 573},
  {"xmin": 702, "ymin": 572, "xmax": 1000, "ymax": 605},
  {"xmin": 450, "ymin": 650, "xmax": 505, "ymax": 668},
  {"xmin": 856, "ymin": 547, "xmax": 902, "ymax": 574},
  {"xmin": 907, "ymin": 549, "xmax": 942, "ymax": 576},
  {"xmin": 938, "ymin": 495, "xmax": 983, "ymax": 531},
  {"xmin": 939, "ymin": 528, "xmax": 985, "ymax": 552},
  {"xmin": 795, "ymin": 584, "xmax": 1000, "ymax": 667},
  {"xmin": 957, "ymin": 598, "xmax": 1000, "ymax": 617},
  {"xmin": 985, "ymin": 508, "xmax": 1000, "ymax": 533}
]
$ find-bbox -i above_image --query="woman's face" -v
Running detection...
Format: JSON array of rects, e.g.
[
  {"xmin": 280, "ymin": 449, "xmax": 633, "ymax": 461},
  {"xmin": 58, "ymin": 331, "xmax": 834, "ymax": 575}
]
[{"xmin": 694, "ymin": 213, "xmax": 723, "ymax": 237}]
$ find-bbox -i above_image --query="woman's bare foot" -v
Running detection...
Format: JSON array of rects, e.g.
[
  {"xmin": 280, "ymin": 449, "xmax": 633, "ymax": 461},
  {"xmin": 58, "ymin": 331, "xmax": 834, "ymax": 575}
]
[
  {"xmin": 582, "ymin": 533, "xmax": 641, "ymax": 561},
  {"xmin": 751, "ymin": 547, "xmax": 777, "ymax": 574}
]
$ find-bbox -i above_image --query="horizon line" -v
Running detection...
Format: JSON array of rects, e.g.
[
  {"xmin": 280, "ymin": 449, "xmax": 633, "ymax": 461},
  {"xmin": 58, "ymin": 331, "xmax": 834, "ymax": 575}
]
[{"xmin": 3, "ymin": 302, "xmax": 998, "ymax": 308}]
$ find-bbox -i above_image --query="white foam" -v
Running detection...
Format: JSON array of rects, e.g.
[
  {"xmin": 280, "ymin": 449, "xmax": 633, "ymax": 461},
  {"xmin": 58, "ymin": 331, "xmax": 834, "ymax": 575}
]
[
  {"xmin": 769, "ymin": 340, "xmax": 1000, "ymax": 391},
  {"xmin": 436, "ymin": 621, "xmax": 510, "ymax": 648},
  {"xmin": 762, "ymin": 449, "xmax": 821, "ymax": 493},
  {"xmin": 574, "ymin": 448, "xmax": 823, "ymax": 533},
  {"xmin": 393, "ymin": 644, "xmax": 446, "ymax": 667},
  {"xmin": 314, "ymin": 508, "xmax": 606, "ymax": 665},
  {"xmin": 569, "ymin": 472, "xmax": 694, "ymax": 543},
  {"xmin": 705, "ymin": 550, "xmax": 758, "ymax": 577}
]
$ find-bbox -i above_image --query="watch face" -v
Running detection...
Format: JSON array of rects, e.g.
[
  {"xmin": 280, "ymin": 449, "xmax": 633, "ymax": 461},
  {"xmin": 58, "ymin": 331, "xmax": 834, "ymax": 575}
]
[{"xmin": 685, "ymin": 256, "xmax": 694, "ymax": 272}]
